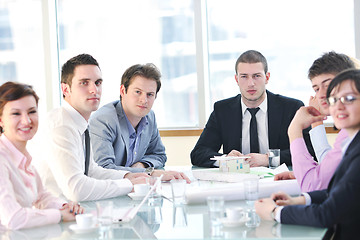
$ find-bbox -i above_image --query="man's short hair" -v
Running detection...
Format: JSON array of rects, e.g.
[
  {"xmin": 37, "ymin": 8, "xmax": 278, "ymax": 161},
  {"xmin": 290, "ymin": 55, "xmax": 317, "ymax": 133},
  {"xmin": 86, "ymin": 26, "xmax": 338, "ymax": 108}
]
[
  {"xmin": 308, "ymin": 51, "xmax": 355, "ymax": 80},
  {"xmin": 121, "ymin": 63, "xmax": 161, "ymax": 96},
  {"xmin": 235, "ymin": 50, "xmax": 268, "ymax": 74},
  {"xmin": 61, "ymin": 54, "xmax": 100, "ymax": 86}
]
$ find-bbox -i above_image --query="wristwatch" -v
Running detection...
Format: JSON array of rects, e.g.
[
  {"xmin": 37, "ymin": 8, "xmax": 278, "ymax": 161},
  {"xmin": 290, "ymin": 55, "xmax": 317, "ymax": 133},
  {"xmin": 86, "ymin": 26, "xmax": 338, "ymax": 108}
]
[{"xmin": 145, "ymin": 167, "xmax": 154, "ymax": 176}]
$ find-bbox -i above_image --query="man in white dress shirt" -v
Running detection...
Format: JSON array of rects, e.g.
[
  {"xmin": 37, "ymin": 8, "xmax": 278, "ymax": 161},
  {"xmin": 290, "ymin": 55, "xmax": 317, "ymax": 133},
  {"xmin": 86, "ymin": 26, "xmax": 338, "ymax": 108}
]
[{"xmin": 38, "ymin": 54, "xmax": 150, "ymax": 202}]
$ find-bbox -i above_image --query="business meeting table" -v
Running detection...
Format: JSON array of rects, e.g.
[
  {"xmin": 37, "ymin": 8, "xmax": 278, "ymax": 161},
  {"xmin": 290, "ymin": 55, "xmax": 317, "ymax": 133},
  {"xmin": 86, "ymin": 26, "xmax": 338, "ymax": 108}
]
[{"xmin": 0, "ymin": 166, "xmax": 327, "ymax": 240}]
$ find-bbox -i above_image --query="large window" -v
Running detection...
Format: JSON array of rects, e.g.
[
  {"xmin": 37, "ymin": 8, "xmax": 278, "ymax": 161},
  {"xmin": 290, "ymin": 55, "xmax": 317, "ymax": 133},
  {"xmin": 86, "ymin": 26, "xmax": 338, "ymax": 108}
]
[
  {"xmin": 207, "ymin": 0, "xmax": 355, "ymax": 107},
  {"xmin": 0, "ymin": 0, "xmax": 48, "ymax": 120},
  {"xmin": 0, "ymin": 0, "xmax": 358, "ymax": 129},
  {"xmin": 57, "ymin": 0, "xmax": 198, "ymax": 128}
]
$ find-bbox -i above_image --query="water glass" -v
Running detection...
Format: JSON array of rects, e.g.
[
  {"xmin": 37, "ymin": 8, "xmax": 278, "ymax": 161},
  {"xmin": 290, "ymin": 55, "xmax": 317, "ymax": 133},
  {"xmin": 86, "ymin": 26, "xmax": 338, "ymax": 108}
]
[
  {"xmin": 172, "ymin": 205, "xmax": 188, "ymax": 227},
  {"xmin": 244, "ymin": 178, "xmax": 259, "ymax": 206},
  {"xmin": 246, "ymin": 208, "xmax": 261, "ymax": 228},
  {"xmin": 170, "ymin": 179, "xmax": 187, "ymax": 205},
  {"xmin": 146, "ymin": 176, "xmax": 162, "ymax": 205},
  {"xmin": 268, "ymin": 149, "xmax": 280, "ymax": 169},
  {"xmin": 207, "ymin": 196, "xmax": 224, "ymax": 226},
  {"xmin": 96, "ymin": 201, "xmax": 113, "ymax": 230}
]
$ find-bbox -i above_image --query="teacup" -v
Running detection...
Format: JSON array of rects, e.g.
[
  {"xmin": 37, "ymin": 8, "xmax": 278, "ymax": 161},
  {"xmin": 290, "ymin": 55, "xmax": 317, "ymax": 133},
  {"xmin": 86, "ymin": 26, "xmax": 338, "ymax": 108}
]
[
  {"xmin": 134, "ymin": 183, "xmax": 150, "ymax": 196},
  {"xmin": 76, "ymin": 213, "xmax": 94, "ymax": 228},
  {"xmin": 225, "ymin": 207, "xmax": 245, "ymax": 221}
]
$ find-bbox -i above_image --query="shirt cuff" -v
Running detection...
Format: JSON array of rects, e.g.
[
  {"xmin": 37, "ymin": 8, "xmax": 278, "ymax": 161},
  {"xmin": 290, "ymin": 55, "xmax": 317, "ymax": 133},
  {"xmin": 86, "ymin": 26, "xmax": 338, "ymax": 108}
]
[
  {"xmin": 302, "ymin": 193, "xmax": 312, "ymax": 205},
  {"xmin": 213, "ymin": 160, "xmax": 220, "ymax": 167},
  {"xmin": 275, "ymin": 206, "xmax": 284, "ymax": 222},
  {"xmin": 141, "ymin": 161, "xmax": 151, "ymax": 168}
]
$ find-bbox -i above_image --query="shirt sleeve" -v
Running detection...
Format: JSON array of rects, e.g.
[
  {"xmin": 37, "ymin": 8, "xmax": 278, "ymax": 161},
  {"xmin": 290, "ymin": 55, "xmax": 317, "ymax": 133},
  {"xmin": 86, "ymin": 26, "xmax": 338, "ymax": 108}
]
[
  {"xmin": 309, "ymin": 125, "xmax": 331, "ymax": 163},
  {"xmin": 276, "ymin": 193, "xmax": 311, "ymax": 223},
  {"xmin": 33, "ymin": 167, "xmax": 65, "ymax": 209},
  {"xmin": 47, "ymin": 125, "xmax": 133, "ymax": 202},
  {"xmin": 291, "ymin": 133, "xmax": 345, "ymax": 192},
  {"xmin": 0, "ymin": 161, "xmax": 61, "ymax": 230}
]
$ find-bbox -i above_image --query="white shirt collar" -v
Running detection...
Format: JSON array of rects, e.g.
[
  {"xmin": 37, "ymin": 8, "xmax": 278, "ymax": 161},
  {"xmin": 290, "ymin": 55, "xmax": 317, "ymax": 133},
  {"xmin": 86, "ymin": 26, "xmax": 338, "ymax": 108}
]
[
  {"xmin": 241, "ymin": 91, "xmax": 268, "ymax": 114},
  {"xmin": 62, "ymin": 100, "xmax": 89, "ymax": 134}
]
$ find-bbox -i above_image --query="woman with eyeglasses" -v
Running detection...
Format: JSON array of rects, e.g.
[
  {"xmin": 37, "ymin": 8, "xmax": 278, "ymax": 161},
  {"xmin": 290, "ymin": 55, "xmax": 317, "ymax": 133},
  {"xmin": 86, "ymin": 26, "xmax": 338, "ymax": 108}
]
[
  {"xmin": 274, "ymin": 52, "xmax": 355, "ymax": 192},
  {"xmin": 0, "ymin": 82, "xmax": 84, "ymax": 230},
  {"xmin": 255, "ymin": 69, "xmax": 360, "ymax": 240}
]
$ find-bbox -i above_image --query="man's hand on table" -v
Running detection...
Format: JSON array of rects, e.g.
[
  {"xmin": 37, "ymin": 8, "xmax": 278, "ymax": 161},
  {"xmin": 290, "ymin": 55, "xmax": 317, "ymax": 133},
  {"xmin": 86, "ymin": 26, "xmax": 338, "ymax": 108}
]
[
  {"xmin": 274, "ymin": 171, "xmax": 296, "ymax": 181},
  {"xmin": 152, "ymin": 170, "xmax": 191, "ymax": 183},
  {"xmin": 124, "ymin": 172, "xmax": 148, "ymax": 185},
  {"xmin": 245, "ymin": 153, "xmax": 269, "ymax": 167}
]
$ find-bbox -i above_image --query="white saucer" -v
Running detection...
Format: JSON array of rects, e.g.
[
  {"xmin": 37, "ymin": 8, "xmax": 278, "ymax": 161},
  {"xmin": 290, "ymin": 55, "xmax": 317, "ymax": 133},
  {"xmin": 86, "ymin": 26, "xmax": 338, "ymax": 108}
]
[
  {"xmin": 69, "ymin": 224, "xmax": 98, "ymax": 234},
  {"xmin": 220, "ymin": 217, "xmax": 249, "ymax": 227},
  {"xmin": 127, "ymin": 192, "xmax": 146, "ymax": 201}
]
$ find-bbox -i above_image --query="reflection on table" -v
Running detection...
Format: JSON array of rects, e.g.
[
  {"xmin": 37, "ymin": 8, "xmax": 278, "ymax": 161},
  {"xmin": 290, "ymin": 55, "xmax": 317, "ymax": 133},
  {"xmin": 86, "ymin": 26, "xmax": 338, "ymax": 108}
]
[{"xmin": 0, "ymin": 167, "xmax": 327, "ymax": 239}]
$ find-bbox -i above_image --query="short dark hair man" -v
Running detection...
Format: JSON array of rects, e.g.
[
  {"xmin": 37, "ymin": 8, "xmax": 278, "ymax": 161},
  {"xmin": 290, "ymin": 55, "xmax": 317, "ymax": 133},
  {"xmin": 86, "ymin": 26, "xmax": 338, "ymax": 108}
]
[
  {"xmin": 191, "ymin": 50, "xmax": 314, "ymax": 168},
  {"xmin": 90, "ymin": 63, "xmax": 189, "ymax": 181}
]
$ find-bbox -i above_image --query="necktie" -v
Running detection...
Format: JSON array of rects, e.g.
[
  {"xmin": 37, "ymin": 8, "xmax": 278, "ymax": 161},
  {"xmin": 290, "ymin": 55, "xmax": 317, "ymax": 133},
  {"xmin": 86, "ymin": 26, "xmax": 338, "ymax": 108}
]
[
  {"xmin": 247, "ymin": 107, "xmax": 260, "ymax": 153},
  {"xmin": 84, "ymin": 129, "xmax": 90, "ymax": 176}
]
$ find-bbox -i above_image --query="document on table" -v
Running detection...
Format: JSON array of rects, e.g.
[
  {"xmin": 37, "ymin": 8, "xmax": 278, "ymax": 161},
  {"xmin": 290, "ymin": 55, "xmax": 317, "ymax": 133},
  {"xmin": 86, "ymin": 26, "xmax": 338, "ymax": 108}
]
[{"xmin": 192, "ymin": 163, "xmax": 289, "ymax": 182}]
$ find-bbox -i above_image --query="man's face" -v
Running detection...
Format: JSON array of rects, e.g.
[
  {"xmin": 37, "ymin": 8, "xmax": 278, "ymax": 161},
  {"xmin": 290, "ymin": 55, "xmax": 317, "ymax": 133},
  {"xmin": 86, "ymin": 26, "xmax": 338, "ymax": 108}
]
[
  {"xmin": 311, "ymin": 73, "xmax": 335, "ymax": 115},
  {"xmin": 235, "ymin": 62, "xmax": 269, "ymax": 107},
  {"xmin": 120, "ymin": 76, "xmax": 157, "ymax": 127},
  {"xmin": 61, "ymin": 65, "xmax": 102, "ymax": 120}
]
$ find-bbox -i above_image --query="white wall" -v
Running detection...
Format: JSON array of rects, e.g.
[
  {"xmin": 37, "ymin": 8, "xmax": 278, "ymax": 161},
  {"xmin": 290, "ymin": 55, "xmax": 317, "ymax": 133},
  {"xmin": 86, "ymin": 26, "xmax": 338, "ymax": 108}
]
[{"xmin": 161, "ymin": 136, "xmax": 199, "ymax": 166}]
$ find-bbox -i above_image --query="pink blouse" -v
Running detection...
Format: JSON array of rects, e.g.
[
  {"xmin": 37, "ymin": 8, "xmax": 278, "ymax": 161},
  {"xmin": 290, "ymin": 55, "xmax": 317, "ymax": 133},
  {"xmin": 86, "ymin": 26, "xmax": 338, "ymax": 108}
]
[
  {"xmin": 0, "ymin": 134, "xmax": 65, "ymax": 230},
  {"xmin": 291, "ymin": 129, "xmax": 348, "ymax": 192}
]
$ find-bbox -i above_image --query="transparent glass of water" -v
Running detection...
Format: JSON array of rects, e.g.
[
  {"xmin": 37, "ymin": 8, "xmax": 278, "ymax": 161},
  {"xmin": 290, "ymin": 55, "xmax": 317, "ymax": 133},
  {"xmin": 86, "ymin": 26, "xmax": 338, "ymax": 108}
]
[
  {"xmin": 244, "ymin": 178, "xmax": 259, "ymax": 206},
  {"xmin": 96, "ymin": 201, "xmax": 113, "ymax": 238},
  {"xmin": 207, "ymin": 196, "xmax": 224, "ymax": 226}
]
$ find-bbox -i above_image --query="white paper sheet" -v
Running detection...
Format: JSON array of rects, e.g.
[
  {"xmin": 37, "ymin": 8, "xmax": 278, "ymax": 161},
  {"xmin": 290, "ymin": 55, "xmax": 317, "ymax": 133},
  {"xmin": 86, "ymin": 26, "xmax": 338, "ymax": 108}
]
[{"xmin": 192, "ymin": 164, "xmax": 289, "ymax": 182}]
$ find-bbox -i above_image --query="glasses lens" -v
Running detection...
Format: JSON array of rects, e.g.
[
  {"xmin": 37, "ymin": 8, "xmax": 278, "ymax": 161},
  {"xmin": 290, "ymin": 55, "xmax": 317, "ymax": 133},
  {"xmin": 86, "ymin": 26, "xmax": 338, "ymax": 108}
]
[
  {"xmin": 327, "ymin": 97, "xmax": 336, "ymax": 106},
  {"xmin": 343, "ymin": 95, "xmax": 357, "ymax": 104}
]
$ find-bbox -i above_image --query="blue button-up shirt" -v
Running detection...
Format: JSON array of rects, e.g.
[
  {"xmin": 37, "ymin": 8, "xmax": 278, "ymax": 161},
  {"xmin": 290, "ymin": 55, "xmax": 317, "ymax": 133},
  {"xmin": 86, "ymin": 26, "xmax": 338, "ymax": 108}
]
[{"xmin": 124, "ymin": 115, "xmax": 148, "ymax": 167}]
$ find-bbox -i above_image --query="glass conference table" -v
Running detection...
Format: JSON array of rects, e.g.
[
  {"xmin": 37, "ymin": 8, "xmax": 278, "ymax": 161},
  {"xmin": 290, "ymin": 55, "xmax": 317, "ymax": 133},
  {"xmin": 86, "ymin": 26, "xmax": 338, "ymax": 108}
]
[{"xmin": 1, "ymin": 167, "xmax": 327, "ymax": 240}]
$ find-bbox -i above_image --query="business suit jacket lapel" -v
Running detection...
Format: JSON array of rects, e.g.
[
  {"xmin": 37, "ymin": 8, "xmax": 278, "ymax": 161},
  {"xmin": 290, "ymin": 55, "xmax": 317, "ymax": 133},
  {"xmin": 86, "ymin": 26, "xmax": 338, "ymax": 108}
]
[
  {"xmin": 267, "ymin": 91, "xmax": 283, "ymax": 148},
  {"xmin": 327, "ymin": 130, "xmax": 360, "ymax": 190},
  {"xmin": 116, "ymin": 102, "xmax": 130, "ymax": 165}
]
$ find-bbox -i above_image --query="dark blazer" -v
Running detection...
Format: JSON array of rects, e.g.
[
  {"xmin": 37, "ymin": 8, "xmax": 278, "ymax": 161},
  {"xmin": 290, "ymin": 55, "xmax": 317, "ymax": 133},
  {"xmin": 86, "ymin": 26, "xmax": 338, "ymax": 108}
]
[
  {"xmin": 281, "ymin": 131, "xmax": 360, "ymax": 240},
  {"xmin": 190, "ymin": 90, "xmax": 314, "ymax": 167}
]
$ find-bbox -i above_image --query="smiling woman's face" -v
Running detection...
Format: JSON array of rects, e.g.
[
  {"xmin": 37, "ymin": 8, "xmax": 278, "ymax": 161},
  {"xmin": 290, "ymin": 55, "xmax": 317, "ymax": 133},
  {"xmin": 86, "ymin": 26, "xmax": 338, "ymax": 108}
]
[{"xmin": 0, "ymin": 95, "xmax": 38, "ymax": 148}]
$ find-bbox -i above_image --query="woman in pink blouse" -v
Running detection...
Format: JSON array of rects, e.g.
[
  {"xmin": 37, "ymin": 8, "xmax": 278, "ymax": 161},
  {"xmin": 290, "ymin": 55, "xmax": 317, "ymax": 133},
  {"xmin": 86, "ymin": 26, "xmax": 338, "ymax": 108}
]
[{"xmin": 0, "ymin": 82, "xmax": 84, "ymax": 230}]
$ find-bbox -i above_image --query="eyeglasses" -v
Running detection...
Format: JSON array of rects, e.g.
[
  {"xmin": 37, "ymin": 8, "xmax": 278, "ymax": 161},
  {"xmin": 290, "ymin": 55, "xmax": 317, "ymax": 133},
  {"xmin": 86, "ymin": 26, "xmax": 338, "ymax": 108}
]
[{"xmin": 326, "ymin": 95, "xmax": 359, "ymax": 106}]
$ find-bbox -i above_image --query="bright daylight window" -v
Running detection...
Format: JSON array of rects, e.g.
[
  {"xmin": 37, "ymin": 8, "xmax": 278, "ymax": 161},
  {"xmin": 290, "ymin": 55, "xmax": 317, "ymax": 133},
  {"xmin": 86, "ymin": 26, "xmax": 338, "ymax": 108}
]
[
  {"xmin": 0, "ymin": 0, "xmax": 48, "ymax": 120},
  {"xmin": 206, "ymin": 0, "xmax": 355, "ymax": 125},
  {"xmin": 57, "ymin": 0, "xmax": 198, "ymax": 129},
  {"xmin": 0, "ymin": 0, "xmax": 356, "ymax": 130}
]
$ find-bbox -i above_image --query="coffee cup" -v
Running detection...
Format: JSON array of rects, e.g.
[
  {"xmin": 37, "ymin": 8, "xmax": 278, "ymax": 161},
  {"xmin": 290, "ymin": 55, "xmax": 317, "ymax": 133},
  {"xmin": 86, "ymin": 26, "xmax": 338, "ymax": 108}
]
[
  {"xmin": 76, "ymin": 213, "xmax": 94, "ymax": 228},
  {"xmin": 225, "ymin": 207, "xmax": 245, "ymax": 221},
  {"xmin": 134, "ymin": 183, "xmax": 150, "ymax": 196}
]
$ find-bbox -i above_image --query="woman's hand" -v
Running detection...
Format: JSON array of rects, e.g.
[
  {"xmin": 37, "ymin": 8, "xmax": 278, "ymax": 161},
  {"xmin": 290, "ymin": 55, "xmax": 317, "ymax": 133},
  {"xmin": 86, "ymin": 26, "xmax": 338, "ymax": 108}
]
[{"xmin": 271, "ymin": 191, "xmax": 305, "ymax": 206}]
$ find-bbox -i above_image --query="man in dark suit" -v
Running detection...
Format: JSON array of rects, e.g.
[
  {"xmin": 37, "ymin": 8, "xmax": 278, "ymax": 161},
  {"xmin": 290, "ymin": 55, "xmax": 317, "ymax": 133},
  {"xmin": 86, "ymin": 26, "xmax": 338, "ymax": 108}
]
[{"xmin": 191, "ymin": 50, "xmax": 314, "ymax": 167}]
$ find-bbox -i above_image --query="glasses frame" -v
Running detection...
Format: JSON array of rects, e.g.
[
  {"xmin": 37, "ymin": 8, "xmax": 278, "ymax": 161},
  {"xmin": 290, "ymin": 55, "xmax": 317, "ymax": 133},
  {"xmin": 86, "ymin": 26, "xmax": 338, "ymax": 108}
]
[{"xmin": 326, "ymin": 94, "xmax": 359, "ymax": 106}]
